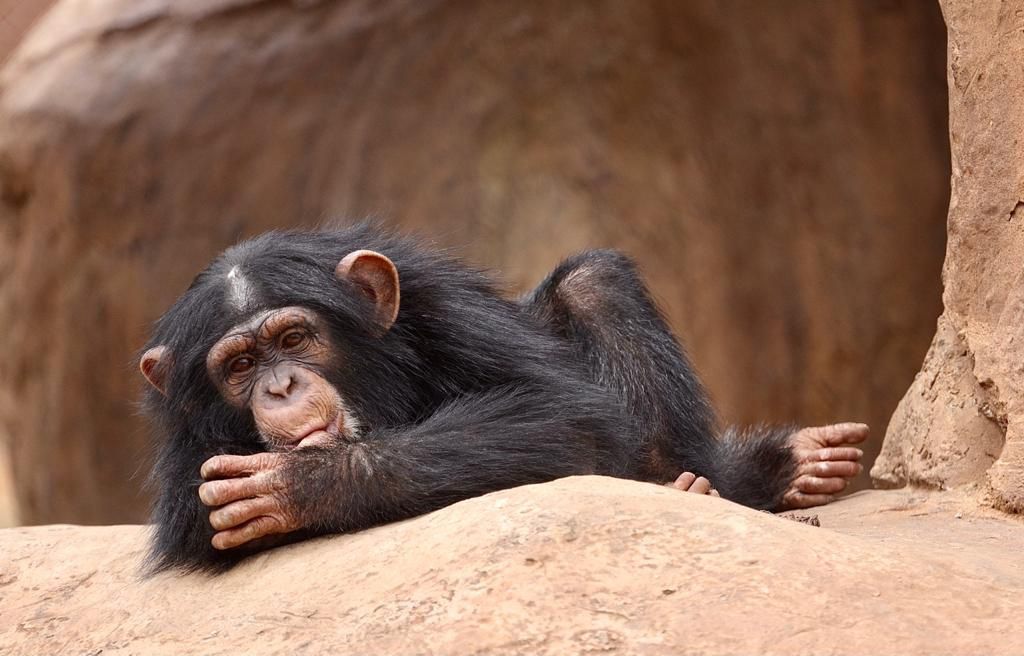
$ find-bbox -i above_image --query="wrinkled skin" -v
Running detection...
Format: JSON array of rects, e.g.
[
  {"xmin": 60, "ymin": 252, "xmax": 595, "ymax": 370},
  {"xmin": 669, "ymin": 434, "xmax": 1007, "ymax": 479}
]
[
  {"xmin": 780, "ymin": 423, "xmax": 867, "ymax": 510},
  {"xmin": 198, "ymin": 452, "xmax": 298, "ymax": 550}
]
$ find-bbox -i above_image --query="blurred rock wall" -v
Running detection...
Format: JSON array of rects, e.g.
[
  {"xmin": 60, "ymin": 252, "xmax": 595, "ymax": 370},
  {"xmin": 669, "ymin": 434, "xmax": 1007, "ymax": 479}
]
[
  {"xmin": 0, "ymin": 0, "xmax": 54, "ymax": 63},
  {"xmin": 0, "ymin": 0, "xmax": 949, "ymax": 523},
  {"xmin": 0, "ymin": 0, "xmax": 56, "ymax": 526}
]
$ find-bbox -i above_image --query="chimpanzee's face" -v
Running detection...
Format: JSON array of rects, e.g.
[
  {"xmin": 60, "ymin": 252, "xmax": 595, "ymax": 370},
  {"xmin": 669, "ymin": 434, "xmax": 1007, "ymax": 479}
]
[
  {"xmin": 204, "ymin": 305, "xmax": 358, "ymax": 450},
  {"xmin": 139, "ymin": 248, "xmax": 402, "ymax": 450}
]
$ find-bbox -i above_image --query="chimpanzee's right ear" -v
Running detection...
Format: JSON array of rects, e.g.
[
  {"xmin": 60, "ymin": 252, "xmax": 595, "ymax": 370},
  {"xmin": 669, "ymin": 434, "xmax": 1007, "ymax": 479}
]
[
  {"xmin": 336, "ymin": 249, "xmax": 400, "ymax": 334},
  {"xmin": 140, "ymin": 346, "xmax": 172, "ymax": 396}
]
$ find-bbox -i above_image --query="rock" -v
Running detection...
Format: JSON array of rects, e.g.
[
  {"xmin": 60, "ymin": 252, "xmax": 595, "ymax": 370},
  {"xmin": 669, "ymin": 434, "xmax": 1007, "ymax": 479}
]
[
  {"xmin": 0, "ymin": 444, "xmax": 16, "ymax": 527},
  {"xmin": 873, "ymin": 317, "xmax": 1005, "ymax": 489},
  {"xmin": 0, "ymin": 0, "xmax": 949, "ymax": 523},
  {"xmin": 2, "ymin": 477, "xmax": 1023, "ymax": 655},
  {"xmin": 872, "ymin": 0, "xmax": 1024, "ymax": 511}
]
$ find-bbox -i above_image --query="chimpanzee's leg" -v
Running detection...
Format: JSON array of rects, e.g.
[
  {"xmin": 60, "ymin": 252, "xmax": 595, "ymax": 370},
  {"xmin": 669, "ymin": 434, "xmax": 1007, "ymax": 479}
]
[
  {"xmin": 522, "ymin": 250, "xmax": 866, "ymax": 511},
  {"xmin": 522, "ymin": 251, "xmax": 718, "ymax": 482}
]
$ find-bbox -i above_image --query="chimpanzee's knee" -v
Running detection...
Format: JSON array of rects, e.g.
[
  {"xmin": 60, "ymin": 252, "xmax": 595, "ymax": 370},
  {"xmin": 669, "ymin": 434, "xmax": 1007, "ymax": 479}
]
[{"xmin": 524, "ymin": 249, "xmax": 655, "ymax": 325}]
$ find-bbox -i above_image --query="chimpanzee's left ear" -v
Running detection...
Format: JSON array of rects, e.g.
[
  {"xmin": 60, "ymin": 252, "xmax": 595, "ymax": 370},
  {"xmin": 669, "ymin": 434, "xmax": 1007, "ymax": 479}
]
[
  {"xmin": 336, "ymin": 250, "xmax": 400, "ymax": 333},
  {"xmin": 140, "ymin": 345, "xmax": 173, "ymax": 396}
]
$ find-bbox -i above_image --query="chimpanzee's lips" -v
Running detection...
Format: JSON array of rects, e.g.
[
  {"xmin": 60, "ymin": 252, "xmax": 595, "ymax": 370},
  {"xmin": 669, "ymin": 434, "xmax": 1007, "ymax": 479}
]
[{"xmin": 293, "ymin": 415, "xmax": 342, "ymax": 449}]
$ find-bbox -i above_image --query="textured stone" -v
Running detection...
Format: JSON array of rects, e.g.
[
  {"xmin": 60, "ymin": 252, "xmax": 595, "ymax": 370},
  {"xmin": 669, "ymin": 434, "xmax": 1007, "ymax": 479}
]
[
  {"xmin": 873, "ymin": 0, "xmax": 1024, "ymax": 511},
  {"xmin": 2, "ymin": 477, "xmax": 1023, "ymax": 655}
]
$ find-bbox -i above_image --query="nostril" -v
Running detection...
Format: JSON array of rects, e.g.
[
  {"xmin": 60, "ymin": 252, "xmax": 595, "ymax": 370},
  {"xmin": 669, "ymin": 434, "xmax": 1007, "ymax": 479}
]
[{"xmin": 265, "ymin": 372, "xmax": 294, "ymax": 398}]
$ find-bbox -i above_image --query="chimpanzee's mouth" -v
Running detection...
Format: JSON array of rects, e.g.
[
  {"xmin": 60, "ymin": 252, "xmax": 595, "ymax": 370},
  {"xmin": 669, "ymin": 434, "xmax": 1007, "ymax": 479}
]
[{"xmin": 292, "ymin": 414, "xmax": 343, "ymax": 449}]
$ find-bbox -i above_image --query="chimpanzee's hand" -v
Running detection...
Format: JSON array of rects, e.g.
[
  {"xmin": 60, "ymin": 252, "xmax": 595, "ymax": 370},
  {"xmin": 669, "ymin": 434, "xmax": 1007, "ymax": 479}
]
[{"xmin": 198, "ymin": 453, "xmax": 301, "ymax": 550}]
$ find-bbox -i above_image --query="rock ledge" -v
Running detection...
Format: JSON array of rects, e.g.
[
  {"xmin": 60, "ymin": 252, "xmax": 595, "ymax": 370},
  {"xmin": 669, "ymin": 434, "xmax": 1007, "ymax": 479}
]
[{"xmin": 2, "ymin": 476, "xmax": 1023, "ymax": 655}]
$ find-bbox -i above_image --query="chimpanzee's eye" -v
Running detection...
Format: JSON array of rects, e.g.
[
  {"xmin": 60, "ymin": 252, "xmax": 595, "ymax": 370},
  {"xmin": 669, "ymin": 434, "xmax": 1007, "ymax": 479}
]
[
  {"xmin": 281, "ymin": 330, "xmax": 307, "ymax": 350},
  {"xmin": 228, "ymin": 356, "xmax": 256, "ymax": 376}
]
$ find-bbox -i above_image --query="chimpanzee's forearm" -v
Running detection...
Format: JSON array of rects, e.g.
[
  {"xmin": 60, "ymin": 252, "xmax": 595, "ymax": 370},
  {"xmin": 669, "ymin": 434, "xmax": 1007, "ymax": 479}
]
[{"xmin": 284, "ymin": 385, "xmax": 632, "ymax": 533}]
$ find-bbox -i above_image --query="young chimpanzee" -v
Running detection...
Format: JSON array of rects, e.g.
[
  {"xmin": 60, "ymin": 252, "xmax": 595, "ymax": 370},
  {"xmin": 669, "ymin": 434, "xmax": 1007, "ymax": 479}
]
[{"xmin": 139, "ymin": 223, "xmax": 866, "ymax": 572}]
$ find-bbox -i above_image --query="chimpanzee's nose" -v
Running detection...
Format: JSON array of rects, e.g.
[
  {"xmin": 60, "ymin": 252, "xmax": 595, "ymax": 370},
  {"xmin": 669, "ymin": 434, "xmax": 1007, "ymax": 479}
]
[{"xmin": 265, "ymin": 369, "xmax": 295, "ymax": 398}]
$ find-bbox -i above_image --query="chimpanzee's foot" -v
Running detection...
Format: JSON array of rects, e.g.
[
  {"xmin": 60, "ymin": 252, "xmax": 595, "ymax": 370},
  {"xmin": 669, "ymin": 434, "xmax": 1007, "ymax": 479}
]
[
  {"xmin": 666, "ymin": 471, "xmax": 721, "ymax": 497},
  {"xmin": 780, "ymin": 422, "xmax": 868, "ymax": 510}
]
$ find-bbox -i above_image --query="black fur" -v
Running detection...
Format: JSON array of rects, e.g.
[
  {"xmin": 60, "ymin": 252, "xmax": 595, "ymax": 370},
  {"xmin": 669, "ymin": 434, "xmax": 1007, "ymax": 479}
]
[{"xmin": 142, "ymin": 223, "xmax": 794, "ymax": 572}]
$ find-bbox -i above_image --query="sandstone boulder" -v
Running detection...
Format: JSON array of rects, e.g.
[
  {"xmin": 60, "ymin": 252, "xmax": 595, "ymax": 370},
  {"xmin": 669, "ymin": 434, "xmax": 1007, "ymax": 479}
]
[
  {"xmin": 872, "ymin": 0, "xmax": 1024, "ymax": 510},
  {"xmin": 2, "ymin": 477, "xmax": 1022, "ymax": 655}
]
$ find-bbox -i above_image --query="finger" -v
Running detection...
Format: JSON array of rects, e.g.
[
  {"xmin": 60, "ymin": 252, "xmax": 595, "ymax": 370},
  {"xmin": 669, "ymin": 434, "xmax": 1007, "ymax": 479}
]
[
  {"xmin": 198, "ymin": 474, "xmax": 275, "ymax": 506},
  {"xmin": 795, "ymin": 475, "xmax": 849, "ymax": 495},
  {"xmin": 201, "ymin": 453, "xmax": 279, "ymax": 480},
  {"xmin": 801, "ymin": 460, "xmax": 863, "ymax": 479},
  {"xmin": 672, "ymin": 472, "xmax": 697, "ymax": 491},
  {"xmin": 816, "ymin": 423, "xmax": 869, "ymax": 446},
  {"xmin": 710, "ymin": 489, "xmax": 720, "ymax": 497},
  {"xmin": 783, "ymin": 492, "xmax": 834, "ymax": 509},
  {"xmin": 209, "ymin": 496, "xmax": 278, "ymax": 531},
  {"xmin": 212, "ymin": 515, "xmax": 289, "ymax": 550},
  {"xmin": 690, "ymin": 476, "xmax": 712, "ymax": 495},
  {"xmin": 806, "ymin": 447, "xmax": 864, "ymax": 463}
]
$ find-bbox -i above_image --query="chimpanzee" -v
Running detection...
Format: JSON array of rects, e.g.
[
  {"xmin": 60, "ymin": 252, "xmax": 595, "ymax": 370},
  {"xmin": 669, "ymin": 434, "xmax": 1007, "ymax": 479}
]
[{"xmin": 139, "ymin": 223, "xmax": 866, "ymax": 572}]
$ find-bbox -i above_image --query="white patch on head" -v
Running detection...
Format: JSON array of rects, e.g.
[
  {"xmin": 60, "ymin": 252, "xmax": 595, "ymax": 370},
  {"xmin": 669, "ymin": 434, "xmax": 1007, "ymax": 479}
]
[{"xmin": 226, "ymin": 266, "xmax": 255, "ymax": 311}]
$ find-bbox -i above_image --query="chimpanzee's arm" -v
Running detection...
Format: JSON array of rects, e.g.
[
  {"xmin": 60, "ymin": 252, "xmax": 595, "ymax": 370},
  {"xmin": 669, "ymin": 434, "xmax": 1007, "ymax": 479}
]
[{"xmin": 198, "ymin": 384, "xmax": 632, "ymax": 549}]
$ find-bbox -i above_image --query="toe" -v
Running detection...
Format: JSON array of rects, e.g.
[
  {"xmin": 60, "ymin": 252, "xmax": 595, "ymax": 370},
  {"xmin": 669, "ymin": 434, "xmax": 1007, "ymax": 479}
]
[
  {"xmin": 804, "ymin": 460, "xmax": 862, "ymax": 478},
  {"xmin": 671, "ymin": 472, "xmax": 697, "ymax": 491},
  {"xmin": 690, "ymin": 476, "xmax": 712, "ymax": 494},
  {"xmin": 817, "ymin": 423, "xmax": 869, "ymax": 446},
  {"xmin": 782, "ymin": 492, "xmax": 835, "ymax": 510},
  {"xmin": 796, "ymin": 475, "xmax": 849, "ymax": 495},
  {"xmin": 807, "ymin": 447, "xmax": 864, "ymax": 463}
]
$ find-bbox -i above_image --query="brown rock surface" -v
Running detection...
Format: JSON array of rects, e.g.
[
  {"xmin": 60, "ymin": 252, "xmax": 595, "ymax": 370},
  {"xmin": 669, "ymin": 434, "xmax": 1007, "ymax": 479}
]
[
  {"xmin": 2, "ymin": 477, "xmax": 1023, "ymax": 655},
  {"xmin": 0, "ymin": 0, "xmax": 948, "ymax": 523},
  {"xmin": 0, "ymin": 443, "xmax": 15, "ymax": 526},
  {"xmin": 872, "ymin": 0, "xmax": 1024, "ymax": 510},
  {"xmin": 0, "ymin": 0, "xmax": 54, "ymax": 64}
]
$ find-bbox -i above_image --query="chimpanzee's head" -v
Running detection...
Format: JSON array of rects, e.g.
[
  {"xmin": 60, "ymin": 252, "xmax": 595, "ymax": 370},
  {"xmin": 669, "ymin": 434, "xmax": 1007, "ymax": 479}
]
[{"xmin": 139, "ymin": 227, "xmax": 417, "ymax": 452}]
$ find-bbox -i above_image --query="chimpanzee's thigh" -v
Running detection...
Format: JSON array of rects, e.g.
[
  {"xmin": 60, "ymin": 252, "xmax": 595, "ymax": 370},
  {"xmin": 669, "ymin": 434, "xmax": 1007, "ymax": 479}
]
[{"xmin": 521, "ymin": 250, "xmax": 719, "ymax": 481}]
